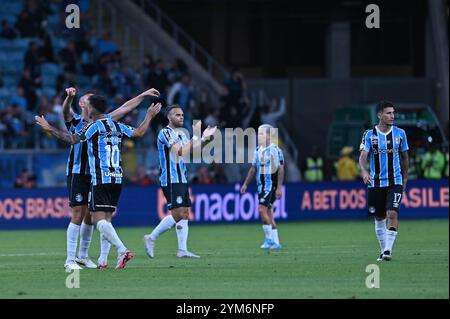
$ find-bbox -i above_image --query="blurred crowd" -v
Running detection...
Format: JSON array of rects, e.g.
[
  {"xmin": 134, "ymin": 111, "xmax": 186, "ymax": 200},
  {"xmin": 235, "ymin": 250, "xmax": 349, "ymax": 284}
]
[
  {"xmin": 1, "ymin": 0, "xmax": 288, "ymax": 186},
  {"xmin": 301, "ymin": 143, "xmax": 449, "ymax": 183}
]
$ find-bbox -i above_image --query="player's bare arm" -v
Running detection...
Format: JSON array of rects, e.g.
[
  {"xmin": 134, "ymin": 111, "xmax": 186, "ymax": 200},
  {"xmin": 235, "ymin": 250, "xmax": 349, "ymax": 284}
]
[
  {"xmin": 132, "ymin": 103, "xmax": 162, "ymax": 138},
  {"xmin": 276, "ymin": 165, "xmax": 285, "ymax": 199},
  {"xmin": 109, "ymin": 88, "xmax": 161, "ymax": 121},
  {"xmin": 240, "ymin": 166, "xmax": 256, "ymax": 194},
  {"xmin": 62, "ymin": 87, "xmax": 77, "ymax": 122},
  {"xmin": 172, "ymin": 122, "xmax": 217, "ymax": 157},
  {"xmin": 35, "ymin": 115, "xmax": 81, "ymax": 145},
  {"xmin": 359, "ymin": 150, "xmax": 372, "ymax": 185},
  {"xmin": 400, "ymin": 151, "xmax": 409, "ymax": 192}
]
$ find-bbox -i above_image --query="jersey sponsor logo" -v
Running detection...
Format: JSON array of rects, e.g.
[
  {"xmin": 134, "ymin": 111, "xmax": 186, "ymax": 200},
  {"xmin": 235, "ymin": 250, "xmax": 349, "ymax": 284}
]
[
  {"xmin": 163, "ymin": 129, "xmax": 175, "ymax": 145},
  {"xmin": 373, "ymin": 148, "xmax": 397, "ymax": 155},
  {"xmin": 370, "ymin": 135, "xmax": 379, "ymax": 145},
  {"xmin": 104, "ymin": 171, "xmax": 123, "ymax": 178},
  {"xmin": 75, "ymin": 193, "xmax": 83, "ymax": 202}
]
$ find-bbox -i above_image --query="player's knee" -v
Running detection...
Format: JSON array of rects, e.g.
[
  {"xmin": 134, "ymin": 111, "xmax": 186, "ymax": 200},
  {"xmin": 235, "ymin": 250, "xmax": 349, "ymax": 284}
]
[{"xmin": 71, "ymin": 206, "xmax": 84, "ymax": 224}]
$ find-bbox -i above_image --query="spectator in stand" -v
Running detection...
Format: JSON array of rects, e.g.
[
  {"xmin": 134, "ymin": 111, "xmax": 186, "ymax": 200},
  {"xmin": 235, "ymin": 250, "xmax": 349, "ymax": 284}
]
[
  {"xmin": 24, "ymin": 41, "xmax": 44, "ymax": 79},
  {"xmin": 408, "ymin": 147, "xmax": 422, "ymax": 180},
  {"xmin": 224, "ymin": 68, "xmax": 246, "ymax": 107},
  {"xmin": 14, "ymin": 169, "xmax": 37, "ymax": 188},
  {"xmin": 0, "ymin": 20, "xmax": 18, "ymax": 39},
  {"xmin": 146, "ymin": 59, "xmax": 169, "ymax": 99},
  {"xmin": 261, "ymin": 98, "xmax": 286, "ymax": 127},
  {"xmin": 19, "ymin": 69, "xmax": 41, "ymax": 112},
  {"xmin": 131, "ymin": 167, "xmax": 153, "ymax": 186},
  {"xmin": 9, "ymin": 87, "xmax": 28, "ymax": 111},
  {"xmin": 422, "ymin": 143, "xmax": 445, "ymax": 179},
  {"xmin": 168, "ymin": 73, "xmax": 195, "ymax": 131},
  {"xmin": 4, "ymin": 103, "xmax": 29, "ymax": 148},
  {"xmin": 167, "ymin": 58, "xmax": 188, "ymax": 84},
  {"xmin": 58, "ymin": 41, "xmax": 79, "ymax": 80},
  {"xmin": 96, "ymin": 31, "xmax": 118, "ymax": 55},
  {"xmin": 335, "ymin": 146, "xmax": 360, "ymax": 181},
  {"xmin": 209, "ymin": 161, "xmax": 228, "ymax": 184},
  {"xmin": 302, "ymin": 145, "xmax": 324, "ymax": 182},
  {"xmin": 113, "ymin": 65, "xmax": 139, "ymax": 99}
]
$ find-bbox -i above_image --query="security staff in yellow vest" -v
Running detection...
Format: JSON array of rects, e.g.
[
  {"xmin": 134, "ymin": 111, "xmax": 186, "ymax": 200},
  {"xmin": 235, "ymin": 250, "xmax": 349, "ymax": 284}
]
[
  {"xmin": 408, "ymin": 147, "xmax": 422, "ymax": 180},
  {"xmin": 304, "ymin": 145, "xmax": 324, "ymax": 182},
  {"xmin": 422, "ymin": 143, "xmax": 445, "ymax": 179}
]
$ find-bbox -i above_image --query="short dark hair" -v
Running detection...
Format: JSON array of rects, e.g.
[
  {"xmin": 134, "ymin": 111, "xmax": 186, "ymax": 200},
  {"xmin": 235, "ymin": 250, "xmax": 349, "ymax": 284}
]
[
  {"xmin": 88, "ymin": 94, "xmax": 108, "ymax": 114},
  {"xmin": 376, "ymin": 100, "xmax": 395, "ymax": 113},
  {"xmin": 166, "ymin": 104, "xmax": 182, "ymax": 116}
]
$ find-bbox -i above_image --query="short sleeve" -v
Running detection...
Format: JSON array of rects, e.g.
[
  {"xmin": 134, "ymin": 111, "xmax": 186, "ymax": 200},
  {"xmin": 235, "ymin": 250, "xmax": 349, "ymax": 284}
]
[
  {"xmin": 400, "ymin": 129, "xmax": 409, "ymax": 152},
  {"xmin": 65, "ymin": 113, "xmax": 81, "ymax": 131},
  {"xmin": 271, "ymin": 147, "xmax": 281, "ymax": 168},
  {"xmin": 78, "ymin": 122, "xmax": 97, "ymax": 141},
  {"xmin": 360, "ymin": 130, "xmax": 371, "ymax": 152},
  {"xmin": 118, "ymin": 122, "xmax": 134, "ymax": 138},
  {"xmin": 251, "ymin": 149, "xmax": 258, "ymax": 167},
  {"xmin": 277, "ymin": 147, "xmax": 285, "ymax": 165},
  {"xmin": 158, "ymin": 128, "xmax": 177, "ymax": 148}
]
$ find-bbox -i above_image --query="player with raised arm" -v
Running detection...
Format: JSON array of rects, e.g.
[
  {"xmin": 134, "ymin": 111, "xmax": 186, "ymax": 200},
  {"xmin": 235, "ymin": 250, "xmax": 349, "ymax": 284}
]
[
  {"xmin": 241, "ymin": 124, "xmax": 285, "ymax": 250},
  {"xmin": 36, "ymin": 94, "xmax": 161, "ymax": 269},
  {"xmin": 359, "ymin": 101, "xmax": 409, "ymax": 261},
  {"xmin": 61, "ymin": 87, "xmax": 160, "ymax": 270},
  {"xmin": 143, "ymin": 105, "xmax": 217, "ymax": 258}
]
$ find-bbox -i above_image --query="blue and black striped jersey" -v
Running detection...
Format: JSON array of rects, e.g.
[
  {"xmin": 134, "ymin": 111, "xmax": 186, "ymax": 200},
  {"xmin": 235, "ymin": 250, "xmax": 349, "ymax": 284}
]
[
  {"xmin": 252, "ymin": 144, "xmax": 284, "ymax": 193},
  {"xmin": 79, "ymin": 117, "xmax": 134, "ymax": 186},
  {"xmin": 360, "ymin": 125, "xmax": 409, "ymax": 187},
  {"xmin": 65, "ymin": 113, "xmax": 90, "ymax": 176},
  {"xmin": 157, "ymin": 126, "xmax": 189, "ymax": 186}
]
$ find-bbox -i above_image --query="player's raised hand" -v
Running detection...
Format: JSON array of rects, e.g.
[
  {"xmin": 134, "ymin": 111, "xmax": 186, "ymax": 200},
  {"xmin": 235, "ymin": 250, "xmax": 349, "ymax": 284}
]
[
  {"xmin": 65, "ymin": 87, "xmax": 77, "ymax": 97},
  {"xmin": 147, "ymin": 102, "xmax": 162, "ymax": 117},
  {"xmin": 203, "ymin": 125, "xmax": 217, "ymax": 138},
  {"xmin": 143, "ymin": 88, "xmax": 160, "ymax": 97},
  {"xmin": 240, "ymin": 184, "xmax": 247, "ymax": 194},
  {"xmin": 35, "ymin": 115, "xmax": 52, "ymax": 132}
]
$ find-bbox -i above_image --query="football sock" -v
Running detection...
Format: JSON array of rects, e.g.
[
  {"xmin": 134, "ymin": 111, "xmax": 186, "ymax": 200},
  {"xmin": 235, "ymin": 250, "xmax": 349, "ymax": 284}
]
[
  {"xmin": 96, "ymin": 220, "xmax": 127, "ymax": 255},
  {"xmin": 375, "ymin": 219, "xmax": 387, "ymax": 253},
  {"xmin": 262, "ymin": 224, "xmax": 272, "ymax": 240},
  {"xmin": 384, "ymin": 229, "xmax": 398, "ymax": 253},
  {"xmin": 99, "ymin": 232, "xmax": 111, "ymax": 263},
  {"xmin": 66, "ymin": 222, "xmax": 80, "ymax": 262},
  {"xmin": 78, "ymin": 222, "xmax": 94, "ymax": 259},
  {"xmin": 176, "ymin": 219, "xmax": 189, "ymax": 252},
  {"xmin": 271, "ymin": 228, "xmax": 280, "ymax": 245},
  {"xmin": 149, "ymin": 215, "xmax": 176, "ymax": 241}
]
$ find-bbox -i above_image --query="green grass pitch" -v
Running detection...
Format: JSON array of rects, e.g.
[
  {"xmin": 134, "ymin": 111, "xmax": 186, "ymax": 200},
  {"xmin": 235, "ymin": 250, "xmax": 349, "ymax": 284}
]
[{"xmin": 0, "ymin": 220, "xmax": 447, "ymax": 299}]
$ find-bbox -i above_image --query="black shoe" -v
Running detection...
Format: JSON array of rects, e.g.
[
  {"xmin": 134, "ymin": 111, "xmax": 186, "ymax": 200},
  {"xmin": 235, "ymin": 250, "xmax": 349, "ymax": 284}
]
[{"xmin": 382, "ymin": 250, "xmax": 391, "ymax": 261}]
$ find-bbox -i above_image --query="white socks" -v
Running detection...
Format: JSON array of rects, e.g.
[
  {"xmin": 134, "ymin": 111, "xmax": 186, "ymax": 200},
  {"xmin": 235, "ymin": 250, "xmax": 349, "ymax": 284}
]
[
  {"xmin": 66, "ymin": 222, "xmax": 80, "ymax": 262},
  {"xmin": 262, "ymin": 224, "xmax": 272, "ymax": 240},
  {"xmin": 384, "ymin": 229, "xmax": 398, "ymax": 253},
  {"xmin": 176, "ymin": 219, "xmax": 189, "ymax": 251},
  {"xmin": 272, "ymin": 228, "xmax": 280, "ymax": 245},
  {"xmin": 96, "ymin": 219, "xmax": 127, "ymax": 255},
  {"xmin": 78, "ymin": 222, "xmax": 94, "ymax": 259},
  {"xmin": 99, "ymin": 232, "xmax": 111, "ymax": 263},
  {"xmin": 375, "ymin": 219, "xmax": 387, "ymax": 253},
  {"xmin": 149, "ymin": 215, "xmax": 176, "ymax": 241}
]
